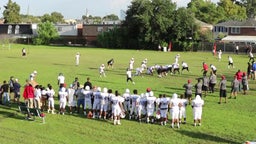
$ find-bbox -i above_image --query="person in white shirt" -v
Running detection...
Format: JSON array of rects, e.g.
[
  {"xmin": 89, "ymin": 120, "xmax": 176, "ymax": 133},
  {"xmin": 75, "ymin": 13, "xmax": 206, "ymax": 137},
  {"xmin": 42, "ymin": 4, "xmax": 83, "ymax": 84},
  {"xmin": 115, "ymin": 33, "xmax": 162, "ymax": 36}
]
[
  {"xmin": 210, "ymin": 64, "xmax": 217, "ymax": 75},
  {"xmin": 249, "ymin": 51, "xmax": 254, "ymax": 62},
  {"xmin": 34, "ymin": 85, "xmax": 41, "ymax": 109},
  {"xmin": 67, "ymin": 84, "xmax": 76, "ymax": 114},
  {"xmin": 228, "ymin": 56, "xmax": 234, "ymax": 69},
  {"xmin": 181, "ymin": 61, "xmax": 189, "ymax": 73},
  {"xmin": 123, "ymin": 89, "xmax": 131, "ymax": 114},
  {"xmin": 100, "ymin": 87, "xmax": 109, "ymax": 119},
  {"xmin": 111, "ymin": 90, "xmax": 123, "ymax": 125},
  {"xmin": 59, "ymin": 87, "xmax": 68, "ymax": 115},
  {"xmin": 57, "ymin": 73, "xmax": 65, "ymax": 87},
  {"xmin": 218, "ymin": 50, "xmax": 222, "ymax": 61},
  {"xmin": 93, "ymin": 87, "xmax": 102, "ymax": 118},
  {"xmin": 179, "ymin": 94, "xmax": 188, "ymax": 124},
  {"xmin": 172, "ymin": 63, "xmax": 180, "ymax": 74},
  {"xmin": 99, "ymin": 64, "xmax": 106, "ymax": 77},
  {"xmin": 83, "ymin": 86, "xmax": 93, "ymax": 116},
  {"xmin": 129, "ymin": 58, "xmax": 135, "ymax": 70},
  {"xmin": 169, "ymin": 93, "xmax": 181, "ymax": 128},
  {"xmin": 191, "ymin": 95, "xmax": 204, "ymax": 126},
  {"xmin": 47, "ymin": 85, "xmax": 55, "ymax": 114},
  {"xmin": 129, "ymin": 89, "xmax": 140, "ymax": 120},
  {"xmin": 159, "ymin": 94, "xmax": 170, "ymax": 126},
  {"xmin": 29, "ymin": 70, "xmax": 37, "ymax": 81},
  {"xmin": 75, "ymin": 52, "xmax": 80, "ymax": 66},
  {"xmin": 126, "ymin": 68, "xmax": 135, "ymax": 84},
  {"xmin": 146, "ymin": 90, "xmax": 156, "ymax": 123},
  {"xmin": 174, "ymin": 54, "xmax": 180, "ymax": 64}
]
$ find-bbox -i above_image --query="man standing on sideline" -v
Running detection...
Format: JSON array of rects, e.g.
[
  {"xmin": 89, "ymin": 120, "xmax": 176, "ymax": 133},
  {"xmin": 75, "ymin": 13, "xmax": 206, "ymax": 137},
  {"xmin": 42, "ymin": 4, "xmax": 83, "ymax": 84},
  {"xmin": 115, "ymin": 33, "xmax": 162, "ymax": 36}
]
[
  {"xmin": 75, "ymin": 52, "xmax": 80, "ymax": 66},
  {"xmin": 13, "ymin": 79, "xmax": 21, "ymax": 104},
  {"xmin": 219, "ymin": 75, "xmax": 227, "ymax": 104}
]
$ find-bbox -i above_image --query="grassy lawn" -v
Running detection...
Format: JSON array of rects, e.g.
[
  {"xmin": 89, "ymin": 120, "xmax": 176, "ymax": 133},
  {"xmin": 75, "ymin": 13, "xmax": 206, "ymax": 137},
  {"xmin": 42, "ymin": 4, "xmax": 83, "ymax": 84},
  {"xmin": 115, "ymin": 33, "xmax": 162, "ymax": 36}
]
[{"xmin": 0, "ymin": 44, "xmax": 255, "ymax": 144}]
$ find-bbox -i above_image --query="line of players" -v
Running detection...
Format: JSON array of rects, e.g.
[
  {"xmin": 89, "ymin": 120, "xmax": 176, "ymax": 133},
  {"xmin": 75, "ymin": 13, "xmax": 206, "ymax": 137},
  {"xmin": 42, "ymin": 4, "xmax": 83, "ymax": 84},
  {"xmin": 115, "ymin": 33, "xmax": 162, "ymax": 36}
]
[{"xmin": 64, "ymin": 85, "xmax": 204, "ymax": 127}]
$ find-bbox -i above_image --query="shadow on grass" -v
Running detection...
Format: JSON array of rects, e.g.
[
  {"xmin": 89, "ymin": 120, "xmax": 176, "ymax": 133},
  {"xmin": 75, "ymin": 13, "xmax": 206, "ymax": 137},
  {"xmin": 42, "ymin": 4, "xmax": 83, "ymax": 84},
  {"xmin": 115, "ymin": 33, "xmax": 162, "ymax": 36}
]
[
  {"xmin": 176, "ymin": 130, "xmax": 240, "ymax": 144},
  {"xmin": 52, "ymin": 63, "xmax": 70, "ymax": 66}
]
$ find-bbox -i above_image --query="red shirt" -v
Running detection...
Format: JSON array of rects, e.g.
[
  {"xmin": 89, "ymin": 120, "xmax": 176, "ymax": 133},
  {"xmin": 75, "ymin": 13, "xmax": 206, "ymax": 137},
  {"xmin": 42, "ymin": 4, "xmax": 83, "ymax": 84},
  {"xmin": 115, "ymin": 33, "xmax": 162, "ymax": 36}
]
[
  {"xmin": 23, "ymin": 85, "xmax": 34, "ymax": 99},
  {"xmin": 203, "ymin": 64, "xmax": 208, "ymax": 71},
  {"xmin": 236, "ymin": 71, "xmax": 243, "ymax": 81}
]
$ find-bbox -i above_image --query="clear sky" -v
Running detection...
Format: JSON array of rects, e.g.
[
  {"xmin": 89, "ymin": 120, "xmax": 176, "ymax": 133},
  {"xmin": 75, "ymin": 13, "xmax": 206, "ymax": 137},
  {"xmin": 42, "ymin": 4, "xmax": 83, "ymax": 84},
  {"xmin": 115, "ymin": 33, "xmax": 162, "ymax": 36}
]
[{"xmin": 0, "ymin": 0, "xmax": 219, "ymax": 19}]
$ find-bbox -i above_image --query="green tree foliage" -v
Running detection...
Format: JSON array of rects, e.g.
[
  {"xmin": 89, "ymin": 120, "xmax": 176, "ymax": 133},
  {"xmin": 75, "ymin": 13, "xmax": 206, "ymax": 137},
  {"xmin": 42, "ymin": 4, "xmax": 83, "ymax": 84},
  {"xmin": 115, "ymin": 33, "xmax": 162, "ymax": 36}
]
[
  {"xmin": 187, "ymin": 0, "xmax": 224, "ymax": 24},
  {"xmin": 241, "ymin": 0, "xmax": 256, "ymax": 18},
  {"xmin": 122, "ymin": 0, "xmax": 176, "ymax": 49},
  {"xmin": 97, "ymin": 27, "xmax": 124, "ymax": 48},
  {"xmin": 103, "ymin": 14, "xmax": 119, "ymax": 21},
  {"xmin": 3, "ymin": 0, "xmax": 21, "ymax": 23},
  {"xmin": 20, "ymin": 14, "xmax": 41, "ymax": 23},
  {"xmin": 33, "ymin": 21, "xmax": 59, "ymax": 45},
  {"xmin": 217, "ymin": 0, "xmax": 247, "ymax": 21},
  {"xmin": 41, "ymin": 12, "xmax": 64, "ymax": 23}
]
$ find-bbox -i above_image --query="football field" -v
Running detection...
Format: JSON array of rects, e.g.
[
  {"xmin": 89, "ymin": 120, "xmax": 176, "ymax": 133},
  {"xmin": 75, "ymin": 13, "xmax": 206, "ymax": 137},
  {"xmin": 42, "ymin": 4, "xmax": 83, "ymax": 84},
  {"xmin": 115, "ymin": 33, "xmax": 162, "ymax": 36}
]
[{"xmin": 0, "ymin": 44, "xmax": 255, "ymax": 144}]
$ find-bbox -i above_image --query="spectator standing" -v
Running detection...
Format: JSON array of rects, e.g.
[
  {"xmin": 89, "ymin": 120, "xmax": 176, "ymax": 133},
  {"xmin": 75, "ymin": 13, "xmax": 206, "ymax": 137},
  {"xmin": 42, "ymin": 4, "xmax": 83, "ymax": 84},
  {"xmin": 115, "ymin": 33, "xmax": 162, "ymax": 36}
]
[
  {"xmin": 202, "ymin": 76, "xmax": 209, "ymax": 97},
  {"xmin": 242, "ymin": 72, "xmax": 249, "ymax": 95},
  {"xmin": 219, "ymin": 75, "xmax": 227, "ymax": 104},
  {"xmin": 183, "ymin": 79, "xmax": 193, "ymax": 104},
  {"xmin": 195, "ymin": 79, "xmax": 202, "ymax": 97},
  {"xmin": 209, "ymin": 71, "xmax": 217, "ymax": 93},
  {"xmin": 84, "ymin": 77, "xmax": 92, "ymax": 90},
  {"xmin": 229, "ymin": 76, "xmax": 239, "ymax": 99},
  {"xmin": 235, "ymin": 45, "xmax": 239, "ymax": 54},
  {"xmin": 253, "ymin": 61, "xmax": 256, "ymax": 80},
  {"xmin": 75, "ymin": 52, "xmax": 80, "ymax": 66},
  {"xmin": 22, "ymin": 48, "xmax": 27, "ymax": 57},
  {"xmin": 13, "ymin": 79, "xmax": 21, "ymax": 104},
  {"xmin": 1, "ymin": 80, "xmax": 10, "ymax": 105},
  {"xmin": 23, "ymin": 82, "xmax": 34, "ymax": 108}
]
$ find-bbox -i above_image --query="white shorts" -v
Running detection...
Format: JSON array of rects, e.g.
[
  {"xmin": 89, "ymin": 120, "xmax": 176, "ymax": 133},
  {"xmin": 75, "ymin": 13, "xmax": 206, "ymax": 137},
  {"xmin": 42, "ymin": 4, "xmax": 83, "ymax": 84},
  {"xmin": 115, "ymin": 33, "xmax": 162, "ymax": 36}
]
[
  {"xmin": 84, "ymin": 100, "xmax": 92, "ymax": 110},
  {"xmin": 93, "ymin": 101, "xmax": 100, "ymax": 110},
  {"xmin": 147, "ymin": 108, "xmax": 154, "ymax": 117},
  {"xmin": 170, "ymin": 109, "xmax": 179, "ymax": 119},
  {"xmin": 59, "ymin": 100, "xmax": 66, "ymax": 109},
  {"xmin": 100, "ymin": 104, "xmax": 109, "ymax": 112},
  {"xmin": 112, "ymin": 106, "xmax": 121, "ymax": 116},
  {"xmin": 179, "ymin": 107, "xmax": 186, "ymax": 118},
  {"xmin": 160, "ymin": 109, "xmax": 168, "ymax": 118},
  {"xmin": 193, "ymin": 109, "xmax": 202, "ymax": 120},
  {"xmin": 48, "ymin": 98, "xmax": 54, "ymax": 108}
]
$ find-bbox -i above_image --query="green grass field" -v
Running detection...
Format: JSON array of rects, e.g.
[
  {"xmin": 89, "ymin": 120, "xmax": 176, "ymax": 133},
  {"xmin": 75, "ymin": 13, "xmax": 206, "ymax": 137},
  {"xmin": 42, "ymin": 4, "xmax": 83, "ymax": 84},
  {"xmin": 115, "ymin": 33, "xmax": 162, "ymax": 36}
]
[{"xmin": 0, "ymin": 44, "xmax": 255, "ymax": 144}]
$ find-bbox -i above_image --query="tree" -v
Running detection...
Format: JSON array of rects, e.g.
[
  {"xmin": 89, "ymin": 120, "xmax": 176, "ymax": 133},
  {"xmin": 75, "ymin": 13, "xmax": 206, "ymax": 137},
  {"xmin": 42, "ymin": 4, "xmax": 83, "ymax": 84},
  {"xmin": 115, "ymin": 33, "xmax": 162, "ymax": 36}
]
[
  {"xmin": 123, "ymin": 0, "xmax": 176, "ymax": 49},
  {"xmin": 33, "ymin": 21, "xmax": 59, "ymax": 45},
  {"xmin": 241, "ymin": 0, "xmax": 256, "ymax": 18},
  {"xmin": 103, "ymin": 14, "xmax": 119, "ymax": 21},
  {"xmin": 41, "ymin": 12, "xmax": 64, "ymax": 23},
  {"xmin": 217, "ymin": 0, "xmax": 247, "ymax": 21},
  {"xmin": 3, "ymin": 0, "xmax": 21, "ymax": 23},
  {"xmin": 187, "ymin": 0, "xmax": 225, "ymax": 24}
]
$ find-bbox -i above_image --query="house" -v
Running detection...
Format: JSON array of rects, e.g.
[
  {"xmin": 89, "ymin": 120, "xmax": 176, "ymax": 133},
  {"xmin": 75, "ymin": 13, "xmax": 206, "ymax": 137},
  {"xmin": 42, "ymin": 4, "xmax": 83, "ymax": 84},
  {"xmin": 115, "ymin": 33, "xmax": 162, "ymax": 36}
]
[
  {"xmin": 54, "ymin": 24, "xmax": 85, "ymax": 45},
  {"xmin": 0, "ymin": 24, "xmax": 35, "ymax": 44},
  {"xmin": 213, "ymin": 18, "xmax": 256, "ymax": 44},
  {"xmin": 83, "ymin": 23, "xmax": 121, "ymax": 45}
]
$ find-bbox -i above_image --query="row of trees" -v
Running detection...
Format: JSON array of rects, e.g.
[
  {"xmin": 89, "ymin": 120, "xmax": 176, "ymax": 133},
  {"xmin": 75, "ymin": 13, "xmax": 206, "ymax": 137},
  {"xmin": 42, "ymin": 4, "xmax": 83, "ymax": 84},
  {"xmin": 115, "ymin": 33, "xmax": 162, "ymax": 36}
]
[{"xmin": 97, "ymin": 0, "xmax": 256, "ymax": 50}]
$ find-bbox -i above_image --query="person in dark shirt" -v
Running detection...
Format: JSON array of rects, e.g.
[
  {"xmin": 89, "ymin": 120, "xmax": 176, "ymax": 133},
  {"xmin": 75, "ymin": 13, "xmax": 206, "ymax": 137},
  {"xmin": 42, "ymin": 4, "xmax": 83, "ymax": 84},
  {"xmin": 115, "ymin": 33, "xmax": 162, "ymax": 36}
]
[
  {"xmin": 84, "ymin": 77, "xmax": 92, "ymax": 90},
  {"xmin": 1, "ymin": 80, "xmax": 10, "ymax": 105},
  {"xmin": 13, "ymin": 79, "xmax": 21, "ymax": 104}
]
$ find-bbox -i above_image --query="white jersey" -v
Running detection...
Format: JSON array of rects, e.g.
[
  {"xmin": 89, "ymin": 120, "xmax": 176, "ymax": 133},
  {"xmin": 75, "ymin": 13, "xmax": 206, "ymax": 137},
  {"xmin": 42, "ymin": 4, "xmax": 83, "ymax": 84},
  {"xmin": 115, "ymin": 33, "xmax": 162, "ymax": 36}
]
[
  {"xmin": 192, "ymin": 98, "xmax": 204, "ymax": 111},
  {"xmin": 47, "ymin": 89, "xmax": 55, "ymax": 98},
  {"xmin": 123, "ymin": 93, "xmax": 131, "ymax": 102},
  {"xmin": 180, "ymin": 98, "xmax": 188, "ymax": 109},
  {"xmin": 129, "ymin": 59, "xmax": 135, "ymax": 70},
  {"xmin": 83, "ymin": 90, "xmax": 92, "ymax": 101},
  {"xmin": 131, "ymin": 94, "xmax": 140, "ymax": 106},
  {"xmin": 58, "ymin": 75, "xmax": 65, "ymax": 84},
  {"xmin": 146, "ymin": 96, "xmax": 156, "ymax": 109},
  {"xmin": 211, "ymin": 65, "xmax": 217, "ymax": 71},
  {"xmin": 126, "ymin": 70, "xmax": 132, "ymax": 78},
  {"xmin": 59, "ymin": 90, "xmax": 68, "ymax": 102},
  {"xmin": 182, "ymin": 62, "xmax": 188, "ymax": 68},
  {"xmin": 159, "ymin": 97, "xmax": 170, "ymax": 109},
  {"xmin": 101, "ymin": 92, "xmax": 109, "ymax": 105},
  {"xmin": 99, "ymin": 66, "xmax": 105, "ymax": 73},
  {"xmin": 34, "ymin": 88, "xmax": 41, "ymax": 99},
  {"xmin": 93, "ymin": 91, "xmax": 101, "ymax": 103},
  {"xmin": 228, "ymin": 57, "xmax": 233, "ymax": 63},
  {"xmin": 170, "ymin": 97, "xmax": 181, "ymax": 111}
]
